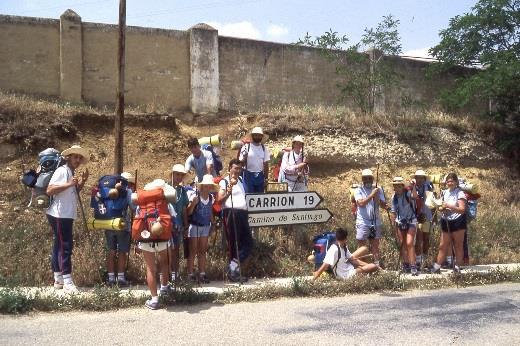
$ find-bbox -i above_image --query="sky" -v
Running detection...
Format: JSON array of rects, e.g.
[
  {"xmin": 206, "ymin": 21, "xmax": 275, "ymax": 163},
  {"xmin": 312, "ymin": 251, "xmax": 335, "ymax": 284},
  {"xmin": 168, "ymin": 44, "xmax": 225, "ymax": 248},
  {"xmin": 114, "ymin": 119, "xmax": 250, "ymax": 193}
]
[{"xmin": 0, "ymin": 0, "xmax": 478, "ymax": 58}]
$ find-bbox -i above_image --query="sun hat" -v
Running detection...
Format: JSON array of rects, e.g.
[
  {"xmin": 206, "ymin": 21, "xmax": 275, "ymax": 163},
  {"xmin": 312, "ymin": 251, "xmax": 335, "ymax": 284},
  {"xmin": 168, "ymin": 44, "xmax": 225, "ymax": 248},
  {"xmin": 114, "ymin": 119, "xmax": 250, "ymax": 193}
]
[
  {"xmin": 244, "ymin": 126, "xmax": 269, "ymax": 143},
  {"xmin": 414, "ymin": 169, "xmax": 427, "ymax": 177},
  {"xmin": 171, "ymin": 164, "xmax": 187, "ymax": 174},
  {"xmin": 292, "ymin": 135, "xmax": 304, "ymax": 144},
  {"xmin": 61, "ymin": 145, "xmax": 89, "ymax": 163},
  {"xmin": 361, "ymin": 169, "xmax": 373, "ymax": 177},
  {"xmin": 121, "ymin": 172, "xmax": 135, "ymax": 184},
  {"xmin": 392, "ymin": 177, "xmax": 406, "ymax": 185},
  {"xmin": 196, "ymin": 174, "xmax": 219, "ymax": 192}
]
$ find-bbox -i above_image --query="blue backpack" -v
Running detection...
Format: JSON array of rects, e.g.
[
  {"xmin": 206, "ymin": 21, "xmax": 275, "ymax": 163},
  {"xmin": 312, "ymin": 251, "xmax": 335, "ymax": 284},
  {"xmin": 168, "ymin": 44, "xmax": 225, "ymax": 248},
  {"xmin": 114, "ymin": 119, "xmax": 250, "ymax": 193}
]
[
  {"xmin": 312, "ymin": 232, "xmax": 338, "ymax": 270},
  {"xmin": 90, "ymin": 175, "xmax": 129, "ymax": 219},
  {"xmin": 201, "ymin": 144, "xmax": 223, "ymax": 175}
]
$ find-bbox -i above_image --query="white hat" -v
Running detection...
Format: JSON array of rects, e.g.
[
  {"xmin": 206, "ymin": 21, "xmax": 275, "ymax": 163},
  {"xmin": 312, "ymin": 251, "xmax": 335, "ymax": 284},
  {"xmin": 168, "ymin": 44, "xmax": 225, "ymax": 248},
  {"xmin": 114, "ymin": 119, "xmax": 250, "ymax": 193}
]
[
  {"xmin": 361, "ymin": 169, "xmax": 373, "ymax": 177},
  {"xmin": 392, "ymin": 177, "xmax": 405, "ymax": 185},
  {"xmin": 121, "ymin": 172, "xmax": 135, "ymax": 184},
  {"xmin": 414, "ymin": 169, "xmax": 427, "ymax": 177},
  {"xmin": 292, "ymin": 135, "xmax": 304, "ymax": 144},
  {"xmin": 61, "ymin": 145, "xmax": 89, "ymax": 163},
  {"xmin": 244, "ymin": 126, "xmax": 269, "ymax": 143},
  {"xmin": 171, "ymin": 164, "xmax": 186, "ymax": 174},
  {"xmin": 196, "ymin": 174, "xmax": 219, "ymax": 192}
]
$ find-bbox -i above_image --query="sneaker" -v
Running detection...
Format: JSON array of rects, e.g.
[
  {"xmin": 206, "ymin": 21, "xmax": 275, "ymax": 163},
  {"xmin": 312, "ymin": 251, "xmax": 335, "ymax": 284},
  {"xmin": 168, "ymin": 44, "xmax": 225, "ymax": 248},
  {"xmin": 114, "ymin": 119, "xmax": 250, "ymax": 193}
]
[
  {"xmin": 227, "ymin": 269, "xmax": 248, "ymax": 283},
  {"xmin": 159, "ymin": 285, "xmax": 171, "ymax": 296},
  {"xmin": 429, "ymin": 266, "xmax": 441, "ymax": 274},
  {"xmin": 107, "ymin": 280, "xmax": 117, "ymax": 287},
  {"xmin": 145, "ymin": 299, "xmax": 159, "ymax": 310},
  {"xmin": 453, "ymin": 266, "xmax": 462, "ymax": 274},
  {"xmin": 402, "ymin": 264, "xmax": 411, "ymax": 274},
  {"xmin": 411, "ymin": 269, "xmax": 419, "ymax": 276},
  {"xmin": 63, "ymin": 282, "xmax": 79, "ymax": 293},
  {"xmin": 117, "ymin": 278, "xmax": 129, "ymax": 287},
  {"xmin": 199, "ymin": 273, "xmax": 210, "ymax": 284},
  {"xmin": 53, "ymin": 281, "xmax": 64, "ymax": 289},
  {"xmin": 188, "ymin": 273, "xmax": 197, "ymax": 283}
]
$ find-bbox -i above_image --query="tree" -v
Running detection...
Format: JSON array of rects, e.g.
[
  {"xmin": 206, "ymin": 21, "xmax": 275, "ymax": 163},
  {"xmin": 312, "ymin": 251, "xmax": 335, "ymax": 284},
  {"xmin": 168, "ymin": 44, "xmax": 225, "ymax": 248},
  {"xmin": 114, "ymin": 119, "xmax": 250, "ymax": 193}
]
[
  {"xmin": 429, "ymin": 0, "xmax": 520, "ymax": 125},
  {"xmin": 297, "ymin": 15, "xmax": 402, "ymax": 114}
]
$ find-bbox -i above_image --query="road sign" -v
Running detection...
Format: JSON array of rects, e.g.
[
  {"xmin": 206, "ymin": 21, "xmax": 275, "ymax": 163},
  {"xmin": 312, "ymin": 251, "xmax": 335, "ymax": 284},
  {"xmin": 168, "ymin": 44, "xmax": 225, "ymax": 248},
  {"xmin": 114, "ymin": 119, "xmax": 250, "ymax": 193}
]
[
  {"xmin": 246, "ymin": 191, "xmax": 323, "ymax": 212},
  {"xmin": 248, "ymin": 208, "xmax": 333, "ymax": 227}
]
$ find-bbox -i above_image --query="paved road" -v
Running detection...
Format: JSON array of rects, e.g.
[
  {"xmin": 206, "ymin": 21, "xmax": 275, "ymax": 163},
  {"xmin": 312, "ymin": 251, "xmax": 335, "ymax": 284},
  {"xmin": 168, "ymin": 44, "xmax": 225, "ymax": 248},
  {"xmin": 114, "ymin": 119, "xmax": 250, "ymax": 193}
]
[{"xmin": 2, "ymin": 283, "xmax": 519, "ymax": 345}]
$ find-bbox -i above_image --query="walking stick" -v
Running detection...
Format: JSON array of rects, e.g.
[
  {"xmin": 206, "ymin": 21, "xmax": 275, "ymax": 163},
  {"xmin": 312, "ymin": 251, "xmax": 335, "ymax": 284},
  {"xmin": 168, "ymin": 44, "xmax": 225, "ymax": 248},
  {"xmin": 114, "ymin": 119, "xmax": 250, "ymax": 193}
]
[
  {"xmin": 75, "ymin": 186, "xmax": 89, "ymax": 233},
  {"xmin": 126, "ymin": 169, "xmax": 137, "ymax": 276}
]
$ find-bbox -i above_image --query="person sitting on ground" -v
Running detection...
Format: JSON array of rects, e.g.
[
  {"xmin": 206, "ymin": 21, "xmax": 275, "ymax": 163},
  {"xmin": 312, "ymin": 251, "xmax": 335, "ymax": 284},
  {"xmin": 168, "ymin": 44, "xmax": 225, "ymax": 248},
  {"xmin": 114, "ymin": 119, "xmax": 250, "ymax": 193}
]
[
  {"xmin": 186, "ymin": 175, "xmax": 217, "ymax": 284},
  {"xmin": 46, "ymin": 145, "xmax": 89, "ymax": 293},
  {"xmin": 278, "ymin": 135, "xmax": 309, "ymax": 192},
  {"xmin": 354, "ymin": 169, "xmax": 388, "ymax": 267},
  {"xmin": 185, "ymin": 137, "xmax": 215, "ymax": 182},
  {"xmin": 313, "ymin": 228, "xmax": 379, "ymax": 280},
  {"xmin": 217, "ymin": 159, "xmax": 253, "ymax": 282},
  {"xmin": 105, "ymin": 171, "xmax": 136, "ymax": 287},
  {"xmin": 239, "ymin": 127, "xmax": 271, "ymax": 193},
  {"xmin": 169, "ymin": 164, "xmax": 189, "ymax": 284},
  {"xmin": 390, "ymin": 177, "xmax": 419, "ymax": 276},
  {"xmin": 430, "ymin": 172, "xmax": 467, "ymax": 274},
  {"xmin": 412, "ymin": 170, "xmax": 434, "ymax": 270}
]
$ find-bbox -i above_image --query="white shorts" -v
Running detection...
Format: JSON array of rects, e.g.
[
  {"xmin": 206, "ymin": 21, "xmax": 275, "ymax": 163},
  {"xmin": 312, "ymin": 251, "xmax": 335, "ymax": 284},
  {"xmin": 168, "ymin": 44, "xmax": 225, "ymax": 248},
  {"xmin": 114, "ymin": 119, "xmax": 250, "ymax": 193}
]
[
  {"xmin": 138, "ymin": 241, "xmax": 169, "ymax": 253},
  {"xmin": 355, "ymin": 224, "xmax": 383, "ymax": 240},
  {"xmin": 337, "ymin": 269, "xmax": 357, "ymax": 280}
]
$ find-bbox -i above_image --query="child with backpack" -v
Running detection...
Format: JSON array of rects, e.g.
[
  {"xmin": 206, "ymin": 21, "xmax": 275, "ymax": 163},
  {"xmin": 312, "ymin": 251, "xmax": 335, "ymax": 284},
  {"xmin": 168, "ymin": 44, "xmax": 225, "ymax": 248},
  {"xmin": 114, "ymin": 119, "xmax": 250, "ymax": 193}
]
[
  {"xmin": 102, "ymin": 172, "xmax": 136, "ymax": 287},
  {"xmin": 186, "ymin": 175, "xmax": 217, "ymax": 283},
  {"xmin": 390, "ymin": 177, "xmax": 419, "ymax": 276},
  {"xmin": 313, "ymin": 228, "xmax": 378, "ymax": 279},
  {"xmin": 46, "ymin": 145, "xmax": 90, "ymax": 293}
]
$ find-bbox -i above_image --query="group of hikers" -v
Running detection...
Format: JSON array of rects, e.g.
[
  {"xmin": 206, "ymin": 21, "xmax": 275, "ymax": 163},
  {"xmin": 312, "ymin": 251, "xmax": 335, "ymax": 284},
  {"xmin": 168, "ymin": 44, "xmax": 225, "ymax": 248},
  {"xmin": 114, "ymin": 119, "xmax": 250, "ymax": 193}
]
[{"xmin": 37, "ymin": 126, "xmax": 472, "ymax": 310}]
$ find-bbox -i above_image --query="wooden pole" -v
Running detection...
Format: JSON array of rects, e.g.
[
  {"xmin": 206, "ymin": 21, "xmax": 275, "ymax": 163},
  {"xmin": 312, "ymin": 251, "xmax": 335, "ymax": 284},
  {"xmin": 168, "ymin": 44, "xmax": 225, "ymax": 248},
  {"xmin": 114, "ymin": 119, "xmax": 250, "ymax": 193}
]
[{"xmin": 114, "ymin": 0, "xmax": 126, "ymax": 174}]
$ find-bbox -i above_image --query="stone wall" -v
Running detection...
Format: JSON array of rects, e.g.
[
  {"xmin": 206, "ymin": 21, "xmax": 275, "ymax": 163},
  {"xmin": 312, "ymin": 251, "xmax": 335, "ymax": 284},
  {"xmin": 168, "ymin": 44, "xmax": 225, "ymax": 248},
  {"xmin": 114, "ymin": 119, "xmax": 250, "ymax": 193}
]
[{"xmin": 0, "ymin": 11, "xmax": 487, "ymax": 115}]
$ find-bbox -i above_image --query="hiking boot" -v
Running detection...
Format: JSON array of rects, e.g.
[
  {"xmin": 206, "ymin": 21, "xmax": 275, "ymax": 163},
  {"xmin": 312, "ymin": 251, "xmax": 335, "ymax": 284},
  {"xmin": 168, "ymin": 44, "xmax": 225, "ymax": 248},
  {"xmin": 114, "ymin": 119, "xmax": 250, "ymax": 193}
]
[
  {"xmin": 145, "ymin": 299, "xmax": 160, "ymax": 310},
  {"xmin": 117, "ymin": 278, "xmax": 129, "ymax": 287},
  {"xmin": 53, "ymin": 281, "xmax": 64, "ymax": 289},
  {"xmin": 63, "ymin": 282, "xmax": 79, "ymax": 293},
  {"xmin": 199, "ymin": 273, "xmax": 210, "ymax": 284}
]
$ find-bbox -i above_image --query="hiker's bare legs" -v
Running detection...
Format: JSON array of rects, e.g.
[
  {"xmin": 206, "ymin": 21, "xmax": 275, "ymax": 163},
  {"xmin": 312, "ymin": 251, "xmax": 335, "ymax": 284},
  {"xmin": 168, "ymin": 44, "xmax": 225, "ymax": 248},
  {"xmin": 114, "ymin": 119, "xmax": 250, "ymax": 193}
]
[
  {"xmin": 143, "ymin": 251, "xmax": 158, "ymax": 297},
  {"xmin": 197, "ymin": 236, "xmax": 209, "ymax": 273}
]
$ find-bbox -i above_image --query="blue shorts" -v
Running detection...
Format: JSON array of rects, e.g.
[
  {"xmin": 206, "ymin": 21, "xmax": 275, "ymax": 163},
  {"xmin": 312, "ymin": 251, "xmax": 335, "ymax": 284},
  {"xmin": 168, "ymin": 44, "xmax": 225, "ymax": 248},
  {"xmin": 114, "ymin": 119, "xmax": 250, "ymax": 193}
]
[
  {"xmin": 105, "ymin": 230, "xmax": 131, "ymax": 253},
  {"xmin": 188, "ymin": 224, "xmax": 211, "ymax": 238},
  {"xmin": 355, "ymin": 224, "xmax": 383, "ymax": 240}
]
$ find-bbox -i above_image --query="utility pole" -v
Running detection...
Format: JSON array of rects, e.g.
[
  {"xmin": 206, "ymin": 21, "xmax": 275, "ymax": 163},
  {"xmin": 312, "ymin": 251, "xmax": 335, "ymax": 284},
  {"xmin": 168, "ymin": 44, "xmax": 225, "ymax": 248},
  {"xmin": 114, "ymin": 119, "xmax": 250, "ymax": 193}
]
[{"xmin": 114, "ymin": 0, "xmax": 126, "ymax": 174}]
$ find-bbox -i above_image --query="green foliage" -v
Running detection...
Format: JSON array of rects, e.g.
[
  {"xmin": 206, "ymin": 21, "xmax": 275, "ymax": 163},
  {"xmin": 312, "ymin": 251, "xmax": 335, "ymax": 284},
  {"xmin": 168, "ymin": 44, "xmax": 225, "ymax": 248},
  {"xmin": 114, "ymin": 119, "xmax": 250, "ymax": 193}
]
[
  {"xmin": 296, "ymin": 15, "xmax": 403, "ymax": 114},
  {"xmin": 430, "ymin": 0, "xmax": 520, "ymax": 123}
]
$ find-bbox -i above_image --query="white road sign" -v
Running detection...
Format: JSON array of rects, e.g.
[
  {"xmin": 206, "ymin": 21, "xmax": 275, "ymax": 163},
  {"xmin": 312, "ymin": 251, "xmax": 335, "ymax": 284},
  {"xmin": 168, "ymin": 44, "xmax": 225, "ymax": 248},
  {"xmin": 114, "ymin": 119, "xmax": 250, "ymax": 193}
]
[
  {"xmin": 248, "ymin": 208, "xmax": 333, "ymax": 227},
  {"xmin": 246, "ymin": 191, "xmax": 323, "ymax": 212}
]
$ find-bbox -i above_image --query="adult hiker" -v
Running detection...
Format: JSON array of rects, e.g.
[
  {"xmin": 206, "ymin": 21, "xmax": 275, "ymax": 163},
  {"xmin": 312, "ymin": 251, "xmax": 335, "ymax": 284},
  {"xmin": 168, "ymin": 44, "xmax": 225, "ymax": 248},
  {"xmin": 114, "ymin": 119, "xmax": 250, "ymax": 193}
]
[
  {"xmin": 239, "ymin": 127, "xmax": 271, "ymax": 193},
  {"xmin": 430, "ymin": 172, "xmax": 467, "ymax": 274},
  {"xmin": 278, "ymin": 135, "xmax": 309, "ymax": 192},
  {"xmin": 217, "ymin": 159, "xmax": 253, "ymax": 282},
  {"xmin": 412, "ymin": 170, "xmax": 434, "ymax": 270},
  {"xmin": 313, "ymin": 228, "xmax": 379, "ymax": 280},
  {"xmin": 390, "ymin": 177, "xmax": 419, "ymax": 276},
  {"xmin": 104, "ymin": 171, "xmax": 136, "ymax": 287},
  {"xmin": 186, "ymin": 174, "xmax": 217, "ymax": 283},
  {"xmin": 169, "ymin": 164, "xmax": 189, "ymax": 284},
  {"xmin": 46, "ymin": 145, "xmax": 90, "ymax": 292},
  {"xmin": 185, "ymin": 137, "xmax": 215, "ymax": 183},
  {"xmin": 354, "ymin": 168, "xmax": 388, "ymax": 267}
]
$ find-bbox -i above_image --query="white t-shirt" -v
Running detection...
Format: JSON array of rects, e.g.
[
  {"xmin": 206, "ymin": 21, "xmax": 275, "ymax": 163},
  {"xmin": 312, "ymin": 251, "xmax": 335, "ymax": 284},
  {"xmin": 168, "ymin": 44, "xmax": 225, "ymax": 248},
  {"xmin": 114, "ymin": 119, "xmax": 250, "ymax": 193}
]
[
  {"xmin": 354, "ymin": 186, "xmax": 386, "ymax": 226},
  {"xmin": 323, "ymin": 243, "xmax": 355, "ymax": 279},
  {"xmin": 239, "ymin": 143, "xmax": 271, "ymax": 173},
  {"xmin": 219, "ymin": 176, "xmax": 247, "ymax": 210},
  {"xmin": 185, "ymin": 149, "xmax": 215, "ymax": 182},
  {"xmin": 46, "ymin": 165, "xmax": 77, "ymax": 219},
  {"xmin": 441, "ymin": 188, "xmax": 467, "ymax": 221},
  {"xmin": 279, "ymin": 150, "xmax": 304, "ymax": 182}
]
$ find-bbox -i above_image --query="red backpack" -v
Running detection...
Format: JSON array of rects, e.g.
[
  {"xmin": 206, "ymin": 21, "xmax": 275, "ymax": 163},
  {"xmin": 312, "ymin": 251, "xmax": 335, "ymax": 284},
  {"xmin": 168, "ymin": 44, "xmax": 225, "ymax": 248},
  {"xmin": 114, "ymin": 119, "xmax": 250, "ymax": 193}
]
[{"xmin": 132, "ymin": 188, "xmax": 172, "ymax": 242}]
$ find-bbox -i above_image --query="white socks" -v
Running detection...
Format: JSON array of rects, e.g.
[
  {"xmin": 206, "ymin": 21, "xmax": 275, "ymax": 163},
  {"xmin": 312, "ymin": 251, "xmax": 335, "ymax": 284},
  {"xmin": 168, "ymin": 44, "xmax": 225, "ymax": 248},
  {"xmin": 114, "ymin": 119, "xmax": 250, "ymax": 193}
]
[
  {"xmin": 117, "ymin": 273, "xmax": 125, "ymax": 281},
  {"xmin": 108, "ymin": 272, "xmax": 116, "ymax": 282},
  {"xmin": 54, "ymin": 272, "xmax": 63, "ymax": 283},
  {"xmin": 151, "ymin": 296, "xmax": 159, "ymax": 303},
  {"xmin": 229, "ymin": 259, "xmax": 239, "ymax": 272},
  {"xmin": 63, "ymin": 274, "xmax": 73, "ymax": 285},
  {"xmin": 433, "ymin": 263, "xmax": 441, "ymax": 271},
  {"xmin": 416, "ymin": 255, "xmax": 422, "ymax": 264}
]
